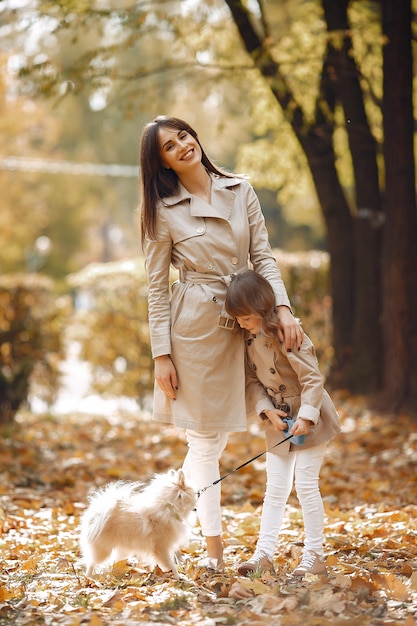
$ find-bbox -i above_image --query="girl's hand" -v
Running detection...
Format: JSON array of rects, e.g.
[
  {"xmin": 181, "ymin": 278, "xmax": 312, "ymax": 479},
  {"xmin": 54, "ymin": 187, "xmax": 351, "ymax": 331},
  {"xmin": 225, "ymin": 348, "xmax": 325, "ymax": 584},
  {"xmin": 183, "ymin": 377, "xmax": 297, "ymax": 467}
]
[
  {"xmin": 290, "ymin": 418, "xmax": 311, "ymax": 437},
  {"xmin": 263, "ymin": 409, "xmax": 288, "ymax": 432},
  {"xmin": 154, "ymin": 355, "xmax": 178, "ymax": 400},
  {"xmin": 276, "ymin": 306, "xmax": 304, "ymax": 352}
]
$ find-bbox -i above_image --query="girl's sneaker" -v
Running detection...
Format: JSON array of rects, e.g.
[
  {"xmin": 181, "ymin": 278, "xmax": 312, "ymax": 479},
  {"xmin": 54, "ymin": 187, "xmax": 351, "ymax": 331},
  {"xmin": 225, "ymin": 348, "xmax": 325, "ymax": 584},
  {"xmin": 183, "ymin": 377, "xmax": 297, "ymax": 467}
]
[
  {"xmin": 292, "ymin": 550, "xmax": 327, "ymax": 576},
  {"xmin": 237, "ymin": 551, "xmax": 275, "ymax": 576}
]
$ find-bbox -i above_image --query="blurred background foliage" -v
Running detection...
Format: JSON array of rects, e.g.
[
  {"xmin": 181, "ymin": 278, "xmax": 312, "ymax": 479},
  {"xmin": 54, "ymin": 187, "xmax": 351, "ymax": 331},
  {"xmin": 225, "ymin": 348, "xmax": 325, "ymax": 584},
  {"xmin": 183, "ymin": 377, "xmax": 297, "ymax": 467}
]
[
  {"xmin": 0, "ymin": 0, "xmax": 387, "ymax": 282},
  {"xmin": 67, "ymin": 258, "xmax": 152, "ymax": 403},
  {"xmin": 0, "ymin": 0, "xmax": 416, "ymax": 420},
  {"xmin": 0, "ymin": 274, "xmax": 69, "ymax": 424}
]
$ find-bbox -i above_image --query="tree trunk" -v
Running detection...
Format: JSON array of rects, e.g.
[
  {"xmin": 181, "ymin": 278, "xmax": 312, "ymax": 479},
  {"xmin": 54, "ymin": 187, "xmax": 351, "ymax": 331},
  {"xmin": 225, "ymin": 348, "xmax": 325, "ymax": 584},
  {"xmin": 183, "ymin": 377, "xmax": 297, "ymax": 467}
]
[
  {"xmin": 381, "ymin": 0, "xmax": 417, "ymax": 410},
  {"xmin": 225, "ymin": 0, "xmax": 356, "ymax": 383},
  {"xmin": 322, "ymin": 0, "xmax": 383, "ymax": 392},
  {"xmin": 296, "ymin": 129, "xmax": 355, "ymax": 384}
]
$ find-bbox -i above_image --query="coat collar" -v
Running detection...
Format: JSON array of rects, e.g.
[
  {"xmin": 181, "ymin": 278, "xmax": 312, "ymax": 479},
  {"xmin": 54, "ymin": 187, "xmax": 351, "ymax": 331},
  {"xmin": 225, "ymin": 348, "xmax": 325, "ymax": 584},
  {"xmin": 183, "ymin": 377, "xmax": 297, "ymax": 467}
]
[{"xmin": 161, "ymin": 174, "xmax": 243, "ymax": 221}]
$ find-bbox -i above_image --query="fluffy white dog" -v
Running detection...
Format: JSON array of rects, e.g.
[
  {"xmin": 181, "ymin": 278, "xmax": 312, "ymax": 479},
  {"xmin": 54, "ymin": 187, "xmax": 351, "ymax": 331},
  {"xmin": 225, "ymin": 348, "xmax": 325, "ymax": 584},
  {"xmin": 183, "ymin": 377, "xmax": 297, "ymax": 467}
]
[{"xmin": 79, "ymin": 469, "xmax": 196, "ymax": 579}]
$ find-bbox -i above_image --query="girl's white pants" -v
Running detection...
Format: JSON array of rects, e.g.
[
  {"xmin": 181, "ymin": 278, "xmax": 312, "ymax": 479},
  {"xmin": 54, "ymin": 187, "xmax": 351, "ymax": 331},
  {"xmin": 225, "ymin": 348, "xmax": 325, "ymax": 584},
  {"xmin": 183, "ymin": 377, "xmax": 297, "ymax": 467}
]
[
  {"xmin": 182, "ymin": 430, "xmax": 326, "ymax": 556},
  {"xmin": 182, "ymin": 429, "xmax": 229, "ymax": 536},
  {"xmin": 256, "ymin": 443, "xmax": 327, "ymax": 557}
]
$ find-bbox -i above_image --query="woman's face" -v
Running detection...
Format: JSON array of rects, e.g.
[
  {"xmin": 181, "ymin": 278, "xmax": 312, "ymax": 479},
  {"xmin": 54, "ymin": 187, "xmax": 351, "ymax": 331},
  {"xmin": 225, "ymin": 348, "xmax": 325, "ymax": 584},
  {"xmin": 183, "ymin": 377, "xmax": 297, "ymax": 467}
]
[
  {"xmin": 235, "ymin": 313, "xmax": 262, "ymax": 335},
  {"xmin": 158, "ymin": 126, "xmax": 202, "ymax": 175}
]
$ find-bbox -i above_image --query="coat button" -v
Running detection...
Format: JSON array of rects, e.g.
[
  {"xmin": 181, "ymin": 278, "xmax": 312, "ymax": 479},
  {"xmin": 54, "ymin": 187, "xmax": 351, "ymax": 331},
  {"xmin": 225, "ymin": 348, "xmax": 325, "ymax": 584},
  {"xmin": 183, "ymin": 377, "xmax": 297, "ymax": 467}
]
[
  {"xmin": 206, "ymin": 262, "xmax": 214, "ymax": 270},
  {"xmin": 252, "ymin": 363, "xmax": 257, "ymax": 370},
  {"xmin": 270, "ymin": 368, "xmax": 276, "ymax": 374},
  {"xmin": 212, "ymin": 296, "xmax": 218, "ymax": 302},
  {"xmin": 231, "ymin": 257, "xmax": 238, "ymax": 265},
  {"xmin": 197, "ymin": 227, "xmax": 204, "ymax": 234},
  {"xmin": 247, "ymin": 339, "xmax": 252, "ymax": 345},
  {"xmin": 279, "ymin": 384, "xmax": 286, "ymax": 392}
]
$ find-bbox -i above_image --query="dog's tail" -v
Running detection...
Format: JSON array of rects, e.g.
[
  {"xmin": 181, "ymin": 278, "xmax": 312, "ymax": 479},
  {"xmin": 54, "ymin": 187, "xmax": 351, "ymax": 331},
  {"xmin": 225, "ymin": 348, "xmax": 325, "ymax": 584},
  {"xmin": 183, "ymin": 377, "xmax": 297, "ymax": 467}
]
[
  {"xmin": 80, "ymin": 481, "xmax": 143, "ymax": 545},
  {"xmin": 87, "ymin": 481, "xmax": 143, "ymax": 503}
]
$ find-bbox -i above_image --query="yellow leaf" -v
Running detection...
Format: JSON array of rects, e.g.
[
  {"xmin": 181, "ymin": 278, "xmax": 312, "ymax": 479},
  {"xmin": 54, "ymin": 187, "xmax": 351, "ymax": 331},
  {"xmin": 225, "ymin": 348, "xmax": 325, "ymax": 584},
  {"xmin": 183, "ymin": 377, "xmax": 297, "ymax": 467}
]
[
  {"xmin": 332, "ymin": 573, "xmax": 352, "ymax": 589},
  {"xmin": 21, "ymin": 555, "xmax": 41, "ymax": 572},
  {"xmin": 111, "ymin": 559, "xmax": 130, "ymax": 577},
  {"xmin": 326, "ymin": 554, "xmax": 339, "ymax": 566},
  {"xmin": 378, "ymin": 573, "xmax": 409, "ymax": 601},
  {"xmin": 0, "ymin": 586, "xmax": 14, "ymax": 601},
  {"xmin": 238, "ymin": 578, "xmax": 272, "ymax": 595},
  {"xmin": 228, "ymin": 581, "xmax": 253, "ymax": 599},
  {"xmin": 410, "ymin": 571, "xmax": 417, "ymax": 590}
]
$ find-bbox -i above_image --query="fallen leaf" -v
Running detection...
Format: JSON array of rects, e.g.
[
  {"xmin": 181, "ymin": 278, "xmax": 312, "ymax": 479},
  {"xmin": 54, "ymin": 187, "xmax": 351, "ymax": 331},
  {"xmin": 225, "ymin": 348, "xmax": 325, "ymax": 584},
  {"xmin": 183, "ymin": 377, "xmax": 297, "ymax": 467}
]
[{"xmin": 228, "ymin": 581, "xmax": 254, "ymax": 599}]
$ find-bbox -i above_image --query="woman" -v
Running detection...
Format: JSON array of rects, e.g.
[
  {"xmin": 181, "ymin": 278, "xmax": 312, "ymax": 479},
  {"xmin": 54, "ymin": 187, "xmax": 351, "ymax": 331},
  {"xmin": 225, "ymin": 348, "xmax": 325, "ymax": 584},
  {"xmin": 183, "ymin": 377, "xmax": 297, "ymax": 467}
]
[
  {"xmin": 225, "ymin": 270, "xmax": 340, "ymax": 577},
  {"xmin": 139, "ymin": 115, "xmax": 303, "ymax": 571}
]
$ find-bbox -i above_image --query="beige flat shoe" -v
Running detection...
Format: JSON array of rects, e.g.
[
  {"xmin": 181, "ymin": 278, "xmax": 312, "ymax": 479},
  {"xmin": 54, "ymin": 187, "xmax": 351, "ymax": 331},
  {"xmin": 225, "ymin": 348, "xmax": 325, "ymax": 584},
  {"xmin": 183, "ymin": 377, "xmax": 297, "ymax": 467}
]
[{"xmin": 198, "ymin": 557, "xmax": 225, "ymax": 572}]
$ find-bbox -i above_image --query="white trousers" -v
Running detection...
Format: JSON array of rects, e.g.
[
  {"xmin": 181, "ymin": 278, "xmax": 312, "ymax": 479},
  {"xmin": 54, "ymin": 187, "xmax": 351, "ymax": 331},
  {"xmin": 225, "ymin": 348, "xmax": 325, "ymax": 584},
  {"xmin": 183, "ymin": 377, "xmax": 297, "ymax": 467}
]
[
  {"xmin": 182, "ymin": 429, "xmax": 229, "ymax": 537},
  {"xmin": 256, "ymin": 442, "xmax": 327, "ymax": 557}
]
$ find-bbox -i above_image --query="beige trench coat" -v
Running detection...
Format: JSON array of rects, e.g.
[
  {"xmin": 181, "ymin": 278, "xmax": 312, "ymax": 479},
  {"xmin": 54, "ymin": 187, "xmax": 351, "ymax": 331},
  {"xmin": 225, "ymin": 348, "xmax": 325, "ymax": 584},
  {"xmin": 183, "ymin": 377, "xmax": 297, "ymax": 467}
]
[
  {"xmin": 245, "ymin": 331, "xmax": 341, "ymax": 455},
  {"xmin": 144, "ymin": 174, "xmax": 291, "ymax": 432}
]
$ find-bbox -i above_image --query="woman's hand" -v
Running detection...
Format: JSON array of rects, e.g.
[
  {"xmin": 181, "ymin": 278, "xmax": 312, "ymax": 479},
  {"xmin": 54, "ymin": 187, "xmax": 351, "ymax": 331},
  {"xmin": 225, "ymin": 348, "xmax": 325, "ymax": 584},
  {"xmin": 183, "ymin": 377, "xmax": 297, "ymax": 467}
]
[
  {"xmin": 154, "ymin": 355, "xmax": 178, "ymax": 400},
  {"xmin": 276, "ymin": 305, "xmax": 304, "ymax": 352}
]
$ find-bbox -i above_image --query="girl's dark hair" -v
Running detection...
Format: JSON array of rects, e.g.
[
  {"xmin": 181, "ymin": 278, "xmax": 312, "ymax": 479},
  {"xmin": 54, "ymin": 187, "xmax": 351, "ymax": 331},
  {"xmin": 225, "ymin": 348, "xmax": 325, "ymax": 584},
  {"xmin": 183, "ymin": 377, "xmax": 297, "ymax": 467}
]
[
  {"xmin": 139, "ymin": 115, "xmax": 233, "ymax": 243},
  {"xmin": 225, "ymin": 270, "xmax": 280, "ymax": 337}
]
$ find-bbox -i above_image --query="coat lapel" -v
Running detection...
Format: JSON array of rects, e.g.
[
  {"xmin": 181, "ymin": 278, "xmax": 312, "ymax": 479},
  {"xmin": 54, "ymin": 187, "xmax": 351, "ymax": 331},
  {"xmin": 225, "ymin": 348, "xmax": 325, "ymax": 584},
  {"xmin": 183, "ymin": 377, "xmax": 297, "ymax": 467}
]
[{"xmin": 163, "ymin": 175, "xmax": 241, "ymax": 222}]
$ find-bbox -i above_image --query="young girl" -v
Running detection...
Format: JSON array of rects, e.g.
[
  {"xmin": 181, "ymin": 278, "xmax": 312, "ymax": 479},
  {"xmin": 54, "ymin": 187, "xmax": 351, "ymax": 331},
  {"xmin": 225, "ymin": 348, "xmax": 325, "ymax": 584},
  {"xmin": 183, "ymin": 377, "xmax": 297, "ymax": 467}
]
[{"xmin": 225, "ymin": 270, "xmax": 340, "ymax": 577}]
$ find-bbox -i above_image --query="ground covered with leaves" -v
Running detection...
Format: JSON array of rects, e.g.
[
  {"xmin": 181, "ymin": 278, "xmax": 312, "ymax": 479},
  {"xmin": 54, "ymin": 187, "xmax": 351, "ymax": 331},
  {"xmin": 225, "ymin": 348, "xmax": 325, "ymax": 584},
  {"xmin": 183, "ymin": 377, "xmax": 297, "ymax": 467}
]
[{"xmin": 1, "ymin": 392, "xmax": 416, "ymax": 625}]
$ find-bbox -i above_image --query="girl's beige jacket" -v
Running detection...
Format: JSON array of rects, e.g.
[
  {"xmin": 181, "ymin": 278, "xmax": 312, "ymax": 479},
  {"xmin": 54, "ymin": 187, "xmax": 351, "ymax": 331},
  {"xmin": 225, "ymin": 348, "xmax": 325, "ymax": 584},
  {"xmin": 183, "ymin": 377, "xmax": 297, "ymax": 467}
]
[{"xmin": 245, "ymin": 332, "xmax": 341, "ymax": 455}]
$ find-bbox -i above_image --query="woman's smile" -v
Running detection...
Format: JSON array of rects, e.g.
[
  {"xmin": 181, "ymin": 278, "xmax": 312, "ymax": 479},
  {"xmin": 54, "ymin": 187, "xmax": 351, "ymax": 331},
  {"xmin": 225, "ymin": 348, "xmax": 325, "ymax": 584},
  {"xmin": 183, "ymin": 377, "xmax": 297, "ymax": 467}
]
[{"xmin": 181, "ymin": 148, "xmax": 195, "ymax": 160}]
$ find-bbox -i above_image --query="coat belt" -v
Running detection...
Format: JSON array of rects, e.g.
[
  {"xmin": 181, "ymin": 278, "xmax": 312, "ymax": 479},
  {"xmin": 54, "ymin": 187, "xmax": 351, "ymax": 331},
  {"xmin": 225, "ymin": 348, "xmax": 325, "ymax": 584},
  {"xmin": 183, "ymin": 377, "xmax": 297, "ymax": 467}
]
[
  {"xmin": 178, "ymin": 266, "xmax": 249, "ymax": 329},
  {"xmin": 178, "ymin": 265, "xmax": 248, "ymax": 286},
  {"xmin": 267, "ymin": 388, "xmax": 299, "ymax": 402}
]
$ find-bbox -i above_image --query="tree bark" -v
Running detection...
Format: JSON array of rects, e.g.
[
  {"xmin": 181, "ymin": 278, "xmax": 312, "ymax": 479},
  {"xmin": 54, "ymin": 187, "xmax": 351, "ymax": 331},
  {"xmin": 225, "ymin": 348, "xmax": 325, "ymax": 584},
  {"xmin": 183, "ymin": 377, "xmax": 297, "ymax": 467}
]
[
  {"xmin": 295, "ymin": 124, "xmax": 355, "ymax": 384},
  {"xmin": 381, "ymin": 0, "xmax": 417, "ymax": 410},
  {"xmin": 321, "ymin": 0, "xmax": 383, "ymax": 392}
]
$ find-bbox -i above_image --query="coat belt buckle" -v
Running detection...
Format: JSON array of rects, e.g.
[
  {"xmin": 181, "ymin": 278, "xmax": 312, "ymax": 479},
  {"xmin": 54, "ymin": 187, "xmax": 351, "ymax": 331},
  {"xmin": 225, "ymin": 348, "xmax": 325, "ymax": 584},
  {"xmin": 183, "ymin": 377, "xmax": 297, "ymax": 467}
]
[{"xmin": 217, "ymin": 314, "xmax": 236, "ymax": 330}]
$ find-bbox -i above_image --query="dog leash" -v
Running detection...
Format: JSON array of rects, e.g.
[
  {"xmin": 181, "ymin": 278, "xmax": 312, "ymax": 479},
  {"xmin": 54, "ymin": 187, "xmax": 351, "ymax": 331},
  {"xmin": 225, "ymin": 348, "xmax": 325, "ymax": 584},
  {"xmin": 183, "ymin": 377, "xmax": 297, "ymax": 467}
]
[{"xmin": 196, "ymin": 432, "xmax": 294, "ymax": 499}]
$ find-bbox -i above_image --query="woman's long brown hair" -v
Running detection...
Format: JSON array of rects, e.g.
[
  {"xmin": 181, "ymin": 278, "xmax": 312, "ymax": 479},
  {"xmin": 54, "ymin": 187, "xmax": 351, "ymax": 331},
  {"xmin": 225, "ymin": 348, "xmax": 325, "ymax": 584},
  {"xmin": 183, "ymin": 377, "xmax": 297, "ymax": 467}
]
[{"xmin": 139, "ymin": 115, "xmax": 233, "ymax": 244}]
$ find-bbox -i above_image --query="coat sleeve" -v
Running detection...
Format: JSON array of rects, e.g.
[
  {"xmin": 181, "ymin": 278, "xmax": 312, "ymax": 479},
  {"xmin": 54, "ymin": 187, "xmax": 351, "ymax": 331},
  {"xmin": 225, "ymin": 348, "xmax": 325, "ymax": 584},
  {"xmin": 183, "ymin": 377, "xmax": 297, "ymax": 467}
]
[
  {"xmin": 143, "ymin": 211, "xmax": 173, "ymax": 358},
  {"xmin": 244, "ymin": 182, "xmax": 292, "ymax": 309},
  {"xmin": 282, "ymin": 336, "xmax": 324, "ymax": 424}
]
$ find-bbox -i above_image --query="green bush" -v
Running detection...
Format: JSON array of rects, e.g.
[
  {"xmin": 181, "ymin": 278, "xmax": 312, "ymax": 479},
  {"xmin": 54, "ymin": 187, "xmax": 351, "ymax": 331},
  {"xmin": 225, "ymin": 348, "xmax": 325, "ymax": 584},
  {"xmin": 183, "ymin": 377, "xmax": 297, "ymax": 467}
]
[
  {"xmin": 0, "ymin": 274, "xmax": 68, "ymax": 424},
  {"xmin": 67, "ymin": 258, "xmax": 153, "ymax": 404}
]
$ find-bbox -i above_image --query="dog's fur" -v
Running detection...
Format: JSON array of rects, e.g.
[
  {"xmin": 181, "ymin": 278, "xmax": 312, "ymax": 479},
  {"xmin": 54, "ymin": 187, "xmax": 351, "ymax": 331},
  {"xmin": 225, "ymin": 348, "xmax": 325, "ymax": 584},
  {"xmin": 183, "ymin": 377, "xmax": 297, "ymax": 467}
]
[{"xmin": 79, "ymin": 469, "xmax": 196, "ymax": 578}]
